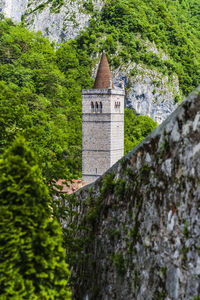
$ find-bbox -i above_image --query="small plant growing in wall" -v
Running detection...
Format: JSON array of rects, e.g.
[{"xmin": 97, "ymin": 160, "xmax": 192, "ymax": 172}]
[
  {"xmin": 132, "ymin": 270, "xmax": 139, "ymax": 293},
  {"xmin": 160, "ymin": 266, "xmax": 167, "ymax": 280},
  {"xmin": 108, "ymin": 228, "xmax": 121, "ymax": 242},
  {"xmin": 114, "ymin": 178, "xmax": 126, "ymax": 201},
  {"xmin": 183, "ymin": 221, "xmax": 189, "ymax": 238},
  {"xmin": 191, "ymin": 296, "xmax": 200, "ymax": 300},
  {"xmin": 100, "ymin": 173, "xmax": 115, "ymax": 198},
  {"xmin": 181, "ymin": 246, "xmax": 189, "ymax": 261},
  {"xmin": 112, "ymin": 252, "xmax": 126, "ymax": 279}
]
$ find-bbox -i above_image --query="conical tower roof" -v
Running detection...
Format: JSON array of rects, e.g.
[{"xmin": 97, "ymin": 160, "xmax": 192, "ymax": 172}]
[{"xmin": 93, "ymin": 52, "xmax": 114, "ymax": 89}]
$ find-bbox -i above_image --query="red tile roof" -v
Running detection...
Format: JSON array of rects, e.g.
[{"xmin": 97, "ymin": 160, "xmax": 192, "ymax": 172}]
[
  {"xmin": 93, "ymin": 52, "xmax": 114, "ymax": 89},
  {"xmin": 56, "ymin": 179, "xmax": 88, "ymax": 194}
]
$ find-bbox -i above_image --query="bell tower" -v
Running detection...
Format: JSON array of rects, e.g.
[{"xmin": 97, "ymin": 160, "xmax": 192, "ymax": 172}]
[{"xmin": 82, "ymin": 53, "xmax": 125, "ymax": 183}]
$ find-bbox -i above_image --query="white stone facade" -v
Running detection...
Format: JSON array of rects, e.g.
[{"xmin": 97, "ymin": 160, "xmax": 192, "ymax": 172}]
[{"xmin": 82, "ymin": 88, "xmax": 125, "ymax": 183}]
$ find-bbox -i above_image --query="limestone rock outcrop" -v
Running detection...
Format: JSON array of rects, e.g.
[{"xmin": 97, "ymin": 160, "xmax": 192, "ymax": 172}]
[
  {"xmin": 0, "ymin": 0, "xmax": 103, "ymax": 42},
  {"xmin": 0, "ymin": 0, "xmax": 27, "ymax": 23},
  {"xmin": 113, "ymin": 59, "xmax": 178, "ymax": 124},
  {"xmin": 70, "ymin": 86, "xmax": 200, "ymax": 300}
]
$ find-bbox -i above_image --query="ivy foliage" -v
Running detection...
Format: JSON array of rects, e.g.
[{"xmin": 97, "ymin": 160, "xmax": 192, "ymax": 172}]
[{"xmin": 0, "ymin": 136, "xmax": 71, "ymax": 299}]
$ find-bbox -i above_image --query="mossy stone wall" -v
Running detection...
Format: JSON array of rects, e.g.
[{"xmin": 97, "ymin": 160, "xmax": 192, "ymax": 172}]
[{"xmin": 68, "ymin": 86, "xmax": 200, "ymax": 300}]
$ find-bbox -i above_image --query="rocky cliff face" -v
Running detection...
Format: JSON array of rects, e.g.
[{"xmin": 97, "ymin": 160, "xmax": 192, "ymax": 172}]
[
  {"xmin": 0, "ymin": 0, "xmax": 179, "ymax": 123},
  {"xmin": 68, "ymin": 87, "xmax": 200, "ymax": 299},
  {"xmin": 0, "ymin": 0, "xmax": 28, "ymax": 23},
  {"xmin": 113, "ymin": 64, "xmax": 178, "ymax": 124},
  {"xmin": 0, "ymin": 0, "xmax": 103, "ymax": 42}
]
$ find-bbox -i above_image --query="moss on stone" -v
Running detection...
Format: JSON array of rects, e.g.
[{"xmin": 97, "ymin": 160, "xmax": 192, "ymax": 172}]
[
  {"xmin": 114, "ymin": 178, "xmax": 126, "ymax": 201},
  {"xmin": 112, "ymin": 252, "xmax": 126, "ymax": 279},
  {"xmin": 100, "ymin": 173, "xmax": 115, "ymax": 198},
  {"xmin": 108, "ymin": 228, "xmax": 121, "ymax": 242}
]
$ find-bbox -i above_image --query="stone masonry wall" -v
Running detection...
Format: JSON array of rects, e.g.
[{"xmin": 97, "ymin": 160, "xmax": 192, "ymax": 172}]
[
  {"xmin": 69, "ymin": 87, "xmax": 200, "ymax": 300},
  {"xmin": 82, "ymin": 89, "xmax": 124, "ymax": 183}
]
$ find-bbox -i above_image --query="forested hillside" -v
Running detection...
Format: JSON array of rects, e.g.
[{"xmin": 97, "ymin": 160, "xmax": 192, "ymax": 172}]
[
  {"xmin": 15, "ymin": 0, "xmax": 200, "ymax": 96},
  {"xmin": 76, "ymin": 0, "xmax": 199, "ymax": 95},
  {"xmin": 165, "ymin": 0, "xmax": 200, "ymax": 39},
  {"xmin": 0, "ymin": 19, "xmax": 92, "ymax": 181},
  {"xmin": 0, "ymin": 19, "xmax": 157, "ymax": 181}
]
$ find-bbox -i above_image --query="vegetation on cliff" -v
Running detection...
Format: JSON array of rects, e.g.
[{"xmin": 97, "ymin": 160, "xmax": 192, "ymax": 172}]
[
  {"xmin": 76, "ymin": 0, "xmax": 200, "ymax": 95},
  {"xmin": 124, "ymin": 108, "xmax": 157, "ymax": 153}
]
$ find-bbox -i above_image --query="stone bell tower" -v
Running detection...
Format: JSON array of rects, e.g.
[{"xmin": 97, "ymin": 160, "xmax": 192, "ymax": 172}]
[{"xmin": 82, "ymin": 53, "xmax": 125, "ymax": 183}]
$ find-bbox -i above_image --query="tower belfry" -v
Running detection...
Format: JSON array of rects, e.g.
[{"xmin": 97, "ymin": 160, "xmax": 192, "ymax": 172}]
[{"xmin": 82, "ymin": 53, "xmax": 125, "ymax": 183}]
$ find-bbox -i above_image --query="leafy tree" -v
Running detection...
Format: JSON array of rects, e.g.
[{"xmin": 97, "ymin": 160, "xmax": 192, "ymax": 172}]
[
  {"xmin": 124, "ymin": 108, "xmax": 158, "ymax": 153},
  {"xmin": 0, "ymin": 136, "xmax": 71, "ymax": 299},
  {"xmin": 72, "ymin": 0, "xmax": 200, "ymax": 96},
  {"xmin": 0, "ymin": 19, "xmax": 90, "ymax": 181}
]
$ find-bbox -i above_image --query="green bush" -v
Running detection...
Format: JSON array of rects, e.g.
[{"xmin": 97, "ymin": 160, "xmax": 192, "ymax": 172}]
[
  {"xmin": 0, "ymin": 136, "xmax": 71, "ymax": 299},
  {"xmin": 124, "ymin": 108, "xmax": 158, "ymax": 153}
]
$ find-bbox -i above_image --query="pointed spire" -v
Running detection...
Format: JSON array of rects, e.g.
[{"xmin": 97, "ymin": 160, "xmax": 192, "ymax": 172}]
[{"xmin": 93, "ymin": 52, "xmax": 114, "ymax": 89}]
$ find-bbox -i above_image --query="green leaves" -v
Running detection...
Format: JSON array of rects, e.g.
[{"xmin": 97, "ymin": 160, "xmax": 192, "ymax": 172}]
[
  {"xmin": 1, "ymin": 0, "xmax": 199, "ymax": 184},
  {"xmin": 93, "ymin": 0, "xmax": 200, "ymax": 95},
  {"xmin": 0, "ymin": 19, "xmax": 86, "ymax": 181},
  {"xmin": 124, "ymin": 108, "xmax": 158, "ymax": 154},
  {"xmin": 0, "ymin": 136, "xmax": 71, "ymax": 299}
]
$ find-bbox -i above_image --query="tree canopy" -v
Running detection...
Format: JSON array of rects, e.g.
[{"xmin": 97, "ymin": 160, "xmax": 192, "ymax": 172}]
[
  {"xmin": 124, "ymin": 108, "xmax": 158, "ymax": 154},
  {"xmin": 0, "ymin": 19, "xmax": 93, "ymax": 182},
  {"xmin": 0, "ymin": 136, "xmax": 71, "ymax": 299}
]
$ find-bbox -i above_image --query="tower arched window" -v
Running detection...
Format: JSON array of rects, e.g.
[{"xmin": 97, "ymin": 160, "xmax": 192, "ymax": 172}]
[
  {"xmin": 115, "ymin": 101, "xmax": 121, "ymax": 108},
  {"xmin": 91, "ymin": 101, "xmax": 94, "ymax": 112},
  {"xmin": 100, "ymin": 102, "xmax": 102, "ymax": 113},
  {"xmin": 95, "ymin": 102, "xmax": 98, "ymax": 112}
]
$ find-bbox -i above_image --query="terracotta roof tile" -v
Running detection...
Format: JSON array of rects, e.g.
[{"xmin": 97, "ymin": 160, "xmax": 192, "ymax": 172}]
[
  {"xmin": 93, "ymin": 52, "xmax": 114, "ymax": 89},
  {"xmin": 56, "ymin": 179, "xmax": 88, "ymax": 194}
]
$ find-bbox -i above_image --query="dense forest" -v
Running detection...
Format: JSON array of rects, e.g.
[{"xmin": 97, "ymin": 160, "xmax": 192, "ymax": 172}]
[{"xmin": 80, "ymin": 0, "xmax": 199, "ymax": 95}]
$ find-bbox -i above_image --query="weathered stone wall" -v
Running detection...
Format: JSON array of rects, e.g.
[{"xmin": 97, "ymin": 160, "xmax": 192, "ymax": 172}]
[
  {"xmin": 82, "ymin": 89, "xmax": 124, "ymax": 183},
  {"xmin": 70, "ymin": 87, "xmax": 200, "ymax": 300}
]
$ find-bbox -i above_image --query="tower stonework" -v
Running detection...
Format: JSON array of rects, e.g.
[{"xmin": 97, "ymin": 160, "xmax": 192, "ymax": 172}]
[{"xmin": 82, "ymin": 53, "xmax": 125, "ymax": 183}]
